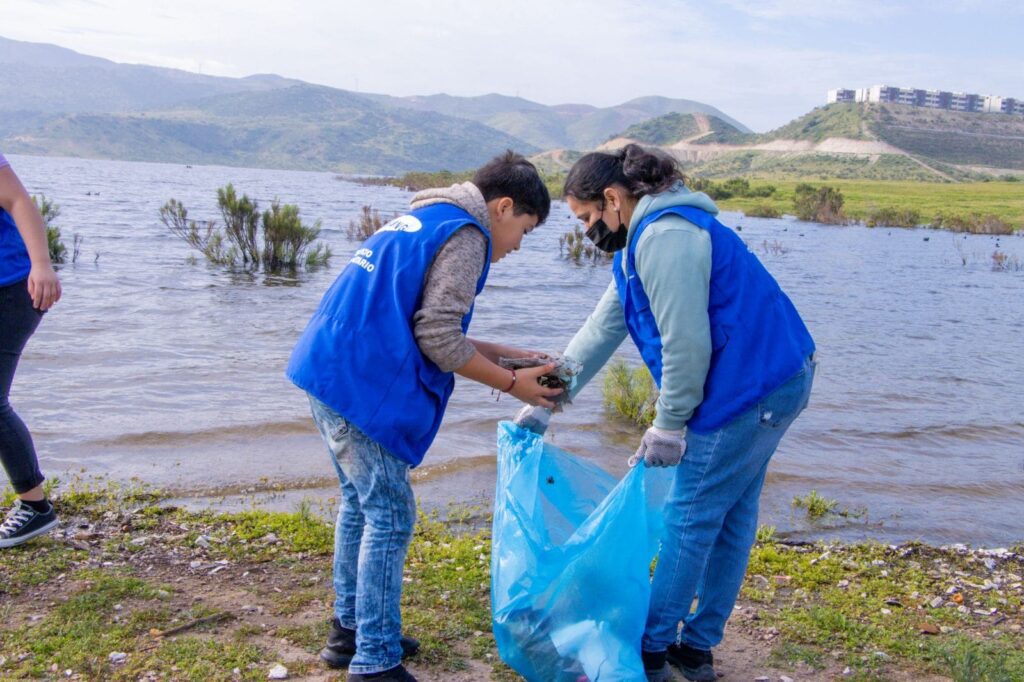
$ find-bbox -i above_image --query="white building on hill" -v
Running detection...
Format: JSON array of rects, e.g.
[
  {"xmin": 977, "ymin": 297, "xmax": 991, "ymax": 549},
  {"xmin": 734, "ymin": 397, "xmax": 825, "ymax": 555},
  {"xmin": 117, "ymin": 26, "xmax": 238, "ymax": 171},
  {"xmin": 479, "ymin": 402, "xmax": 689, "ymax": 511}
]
[{"xmin": 827, "ymin": 86, "xmax": 1024, "ymax": 115}]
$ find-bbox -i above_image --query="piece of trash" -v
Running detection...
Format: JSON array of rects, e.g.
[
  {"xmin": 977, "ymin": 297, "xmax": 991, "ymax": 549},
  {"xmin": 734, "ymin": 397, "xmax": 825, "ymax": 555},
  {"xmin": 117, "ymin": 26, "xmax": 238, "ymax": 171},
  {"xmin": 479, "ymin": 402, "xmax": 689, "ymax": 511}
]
[{"xmin": 499, "ymin": 354, "xmax": 581, "ymax": 410}]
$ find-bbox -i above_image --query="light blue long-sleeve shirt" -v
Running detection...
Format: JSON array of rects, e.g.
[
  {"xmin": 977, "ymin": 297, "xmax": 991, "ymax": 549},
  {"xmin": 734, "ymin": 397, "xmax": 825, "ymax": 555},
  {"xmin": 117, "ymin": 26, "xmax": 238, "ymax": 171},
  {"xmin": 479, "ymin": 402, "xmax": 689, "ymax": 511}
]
[{"xmin": 564, "ymin": 182, "xmax": 719, "ymax": 431}]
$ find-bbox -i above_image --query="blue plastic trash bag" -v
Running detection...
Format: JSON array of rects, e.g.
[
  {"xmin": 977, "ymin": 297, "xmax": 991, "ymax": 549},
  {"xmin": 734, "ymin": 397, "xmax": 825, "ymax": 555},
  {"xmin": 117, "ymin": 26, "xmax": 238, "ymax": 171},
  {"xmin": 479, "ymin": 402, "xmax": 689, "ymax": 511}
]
[{"xmin": 492, "ymin": 421, "xmax": 673, "ymax": 681}]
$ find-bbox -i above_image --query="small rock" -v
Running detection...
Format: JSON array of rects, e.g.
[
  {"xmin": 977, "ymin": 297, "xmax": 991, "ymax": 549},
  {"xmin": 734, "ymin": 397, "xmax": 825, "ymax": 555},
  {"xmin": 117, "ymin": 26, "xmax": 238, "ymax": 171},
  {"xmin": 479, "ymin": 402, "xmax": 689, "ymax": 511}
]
[
  {"xmin": 917, "ymin": 622, "xmax": 940, "ymax": 635},
  {"xmin": 957, "ymin": 605, "xmax": 970, "ymax": 614},
  {"xmin": 189, "ymin": 560, "xmax": 202, "ymax": 569},
  {"xmin": 261, "ymin": 532, "xmax": 279, "ymax": 544},
  {"xmin": 780, "ymin": 677, "xmax": 795, "ymax": 682},
  {"xmin": 751, "ymin": 574, "xmax": 770, "ymax": 590},
  {"xmin": 881, "ymin": 608, "xmax": 892, "ymax": 615},
  {"xmin": 233, "ymin": 669, "xmax": 241, "ymax": 676},
  {"xmin": 842, "ymin": 667, "xmax": 852, "ymax": 676},
  {"xmin": 755, "ymin": 677, "xmax": 770, "ymax": 682},
  {"xmin": 108, "ymin": 652, "xmax": 128, "ymax": 665},
  {"xmin": 874, "ymin": 651, "xmax": 890, "ymax": 660},
  {"xmin": 130, "ymin": 537, "xmax": 148, "ymax": 546},
  {"xmin": 268, "ymin": 663, "xmax": 289, "ymax": 680},
  {"xmin": 773, "ymin": 575, "xmax": 792, "ymax": 586},
  {"xmin": 929, "ymin": 596, "xmax": 944, "ymax": 608},
  {"xmin": 837, "ymin": 579, "xmax": 850, "ymax": 588},
  {"xmin": 195, "ymin": 535, "xmax": 212, "ymax": 549}
]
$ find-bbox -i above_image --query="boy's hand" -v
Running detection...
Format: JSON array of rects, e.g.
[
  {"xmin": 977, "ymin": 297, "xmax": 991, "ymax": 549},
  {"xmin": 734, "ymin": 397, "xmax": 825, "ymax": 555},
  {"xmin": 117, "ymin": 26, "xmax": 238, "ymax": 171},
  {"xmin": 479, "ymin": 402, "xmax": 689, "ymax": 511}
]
[
  {"xmin": 508, "ymin": 362, "xmax": 563, "ymax": 409},
  {"xmin": 28, "ymin": 264, "xmax": 62, "ymax": 311}
]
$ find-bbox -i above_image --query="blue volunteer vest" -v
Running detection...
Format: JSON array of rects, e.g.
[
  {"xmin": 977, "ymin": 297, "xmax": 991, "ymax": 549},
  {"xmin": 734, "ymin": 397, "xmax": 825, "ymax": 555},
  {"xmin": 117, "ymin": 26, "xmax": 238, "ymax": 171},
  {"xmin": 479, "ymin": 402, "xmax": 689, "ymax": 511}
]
[
  {"xmin": 0, "ymin": 208, "xmax": 31, "ymax": 287},
  {"xmin": 286, "ymin": 203, "xmax": 492, "ymax": 466},
  {"xmin": 613, "ymin": 205, "xmax": 814, "ymax": 433}
]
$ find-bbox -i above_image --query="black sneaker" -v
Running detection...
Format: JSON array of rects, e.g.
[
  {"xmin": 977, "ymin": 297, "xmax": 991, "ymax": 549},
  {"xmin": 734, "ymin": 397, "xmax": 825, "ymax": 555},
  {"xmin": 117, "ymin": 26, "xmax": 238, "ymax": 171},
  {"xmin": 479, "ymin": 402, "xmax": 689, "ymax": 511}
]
[
  {"xmin": 641, "ymin": 650, "xmax": 673, "ymax": 682},
  {"xmin": 321, "ymin": 617, "xmax": 420, "ymax": 669},
  {"xmin": 347, "ymin": 664, "xmax": 417, "ymax": 681},
  {"xmin": 0, "ymin": 499, "xmax": 58, "ymax": 549},
  {"xmin": 666, "ymin": 642, "xmax": 716, "ymax": 682}
]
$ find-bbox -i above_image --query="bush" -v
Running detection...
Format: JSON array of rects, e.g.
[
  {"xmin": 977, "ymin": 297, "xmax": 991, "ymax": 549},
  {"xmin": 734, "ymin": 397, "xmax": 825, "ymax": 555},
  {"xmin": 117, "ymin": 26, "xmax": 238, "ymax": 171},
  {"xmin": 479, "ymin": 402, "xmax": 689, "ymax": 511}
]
[
  {"xmin": 793, "ymin": 184, "xmax": 849, "ymax": 224},
  {"xmin": 690, "ymin": 176, "xmax": 776, "ymax": 201},
  {"xmin": 744, "ymin": 203, "xmax": 782, "ymax": 219},
  {"xmin": 559, "ymin": 224, "xmax": 612, "ymax": 265},
  {"xmin": 602, "ymin": 359, "xmax": 658, "ymax": 428},
  {"xmin": 864, "ymin": 206, "xmax": 921, "ymax": 228},
  {"xmin": 931, "ymin": 213, "xmax": 1014, "ymax": 235},
  {"xmin": 160, "ymin": 184, "xmax": 331, "ymax": 272},
  {"xmin": 347, "ymin": 205, "xmax": 388, "ymax": 241},
  {"xmin": 32, "ymin": 194, "xmax": 67, "ymax": 264}
]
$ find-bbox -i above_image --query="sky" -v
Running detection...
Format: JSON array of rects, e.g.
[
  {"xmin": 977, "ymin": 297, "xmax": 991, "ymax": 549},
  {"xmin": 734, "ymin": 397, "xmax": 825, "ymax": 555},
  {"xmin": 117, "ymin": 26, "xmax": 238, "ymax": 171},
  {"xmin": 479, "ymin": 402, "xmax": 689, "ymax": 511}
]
[{"xmin": 4, "ymin": 0, "xmax": 1023, "ymax": 132}]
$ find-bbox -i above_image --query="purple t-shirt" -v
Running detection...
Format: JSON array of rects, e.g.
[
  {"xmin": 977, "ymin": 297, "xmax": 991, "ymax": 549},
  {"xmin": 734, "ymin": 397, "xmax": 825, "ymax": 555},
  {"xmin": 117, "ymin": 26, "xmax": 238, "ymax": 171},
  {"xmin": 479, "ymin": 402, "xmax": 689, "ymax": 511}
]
[{"xmin": 0, "ymin": 151, "xmax": 33, "ymax": 286}]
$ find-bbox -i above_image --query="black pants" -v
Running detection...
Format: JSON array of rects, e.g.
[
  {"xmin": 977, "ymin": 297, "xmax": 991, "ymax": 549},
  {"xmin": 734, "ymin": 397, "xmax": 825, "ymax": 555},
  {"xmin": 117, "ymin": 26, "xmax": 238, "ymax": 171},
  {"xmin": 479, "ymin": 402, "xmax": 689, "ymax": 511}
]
[{"xmin": 0, "ymin": 278, "xmax": 45, "ymax": 494}]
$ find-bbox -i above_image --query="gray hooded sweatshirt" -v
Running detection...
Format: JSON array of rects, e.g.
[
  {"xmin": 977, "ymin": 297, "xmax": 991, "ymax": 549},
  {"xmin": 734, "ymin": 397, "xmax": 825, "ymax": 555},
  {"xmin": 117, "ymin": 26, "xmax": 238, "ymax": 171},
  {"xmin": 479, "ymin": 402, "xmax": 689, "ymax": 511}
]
[{"xmin": 409, "ymin": 182, "xmax": 490, "ymax": 372}]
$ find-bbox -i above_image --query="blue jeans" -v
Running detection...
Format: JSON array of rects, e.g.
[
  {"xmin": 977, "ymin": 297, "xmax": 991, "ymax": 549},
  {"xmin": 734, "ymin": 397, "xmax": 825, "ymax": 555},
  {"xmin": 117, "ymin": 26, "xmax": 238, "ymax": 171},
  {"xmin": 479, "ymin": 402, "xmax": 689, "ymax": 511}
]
[
  {"xmin": 309, "ymin": 396, "xmax": 417, "ymax": 675},
  {"xmin": 643, "ymin": 357, "xmax": 815, "ymax": 653},
  {"xmin": 0, "ymin": 279, "xmax": 45, "ymax": 494}
]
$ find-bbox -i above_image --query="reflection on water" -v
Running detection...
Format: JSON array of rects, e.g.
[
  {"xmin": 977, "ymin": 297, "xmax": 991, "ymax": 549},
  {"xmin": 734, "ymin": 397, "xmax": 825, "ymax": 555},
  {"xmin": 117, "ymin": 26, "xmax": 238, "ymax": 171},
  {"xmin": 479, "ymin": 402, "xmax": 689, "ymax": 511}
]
[{"xmin": 8, "ymin": 154, "xmax": 1024, "ymax": 545}]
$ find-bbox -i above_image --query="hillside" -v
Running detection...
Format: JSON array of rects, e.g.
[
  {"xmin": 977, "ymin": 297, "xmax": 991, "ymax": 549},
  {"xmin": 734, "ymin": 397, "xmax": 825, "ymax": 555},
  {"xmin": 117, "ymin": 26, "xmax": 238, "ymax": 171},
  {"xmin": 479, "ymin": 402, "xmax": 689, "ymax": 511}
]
[
  {"xmin": 364, "ymin": 92, "xmax": 751, "ymax": 150},
  {"xmin": 0, "ymin": 35, "xmax": 750, "ymax": 174},
  {"xmin": 0, "ymin": 36, "xmax": 300, "ymax": 114},
  {"xmin": 613, "ymin": 112, "xmax": 745, "ymax": 146},
  {"xmin": 1, "ymin": 85, "xmax": 538, "ymax": 174},
  {"xmin": 606, "ymin": 103, "xmax": 1024, "ymax": 181}
]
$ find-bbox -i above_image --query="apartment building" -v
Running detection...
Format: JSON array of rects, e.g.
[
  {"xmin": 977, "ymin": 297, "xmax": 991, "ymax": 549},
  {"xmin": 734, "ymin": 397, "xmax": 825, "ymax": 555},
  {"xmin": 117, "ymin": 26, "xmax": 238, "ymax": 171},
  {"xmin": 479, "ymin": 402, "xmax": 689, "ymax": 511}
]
[{"xmin": 827, "ymin": 85, "xmax": 1023, "ymax": 115}]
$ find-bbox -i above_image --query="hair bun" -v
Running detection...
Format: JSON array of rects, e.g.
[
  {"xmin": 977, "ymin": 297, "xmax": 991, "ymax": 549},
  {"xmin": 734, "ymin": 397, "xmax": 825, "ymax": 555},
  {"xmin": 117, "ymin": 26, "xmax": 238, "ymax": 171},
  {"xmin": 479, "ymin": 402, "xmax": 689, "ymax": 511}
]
[{"xmin": 621, "ymin": 144, "xmax": 680, "ymax": 195}]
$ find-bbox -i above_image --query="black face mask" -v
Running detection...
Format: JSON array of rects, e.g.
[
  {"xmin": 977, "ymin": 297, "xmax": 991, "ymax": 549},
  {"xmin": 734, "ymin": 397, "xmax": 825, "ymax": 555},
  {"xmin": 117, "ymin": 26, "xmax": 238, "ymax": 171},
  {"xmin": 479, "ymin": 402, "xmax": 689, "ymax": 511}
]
[{"xmin": 585, "ymin": 206, "xmax": 627, "ymax": 253}]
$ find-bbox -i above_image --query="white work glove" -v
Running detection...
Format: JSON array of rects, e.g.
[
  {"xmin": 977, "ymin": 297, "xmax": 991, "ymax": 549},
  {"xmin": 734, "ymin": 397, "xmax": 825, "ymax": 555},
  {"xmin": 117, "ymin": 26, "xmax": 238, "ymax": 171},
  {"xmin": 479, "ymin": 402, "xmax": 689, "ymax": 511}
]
[
  {"xmin": 513, "ymin": 405, "xmax": 552, "ymax": 435},
  {"xmin": 628, "ymin": 426, "xmax": 686, "ymax": 467}
]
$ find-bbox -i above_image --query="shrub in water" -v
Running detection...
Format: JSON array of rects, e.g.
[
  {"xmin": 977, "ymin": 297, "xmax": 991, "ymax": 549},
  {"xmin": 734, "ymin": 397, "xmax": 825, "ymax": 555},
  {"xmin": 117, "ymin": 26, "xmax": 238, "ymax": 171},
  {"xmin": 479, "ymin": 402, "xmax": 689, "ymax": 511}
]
[
  {"xmin": 602, "ymin": 359, "xmax": 658, "ymax": 428},
  {"xmin": 744, "ymin": 203, "xmax": 782, "ymax": 219},
  {"xmin": 793, "ymin": 183, "xmax": 849, "ymax": 225},
  {"xmin": 932, "ymin": 213, "xmax": 1014, "ymax": 235},
  {"xmin": 347, "ymin": 205, "xmax": 388, "ymax": 241},
  {"xmin": 559, "ymin": 224, "xmax": 612, "ymax": 265},
  {"xmin": 865, "ymin": 206, "xmax": 922, "ymax": 228},
  {"xmin": 160, "ymin": 185, "xmax": 331, "ymax": 272},
  {"xmin": 32, "ymin": 194, "xmax": 67, "ymax": 264}
]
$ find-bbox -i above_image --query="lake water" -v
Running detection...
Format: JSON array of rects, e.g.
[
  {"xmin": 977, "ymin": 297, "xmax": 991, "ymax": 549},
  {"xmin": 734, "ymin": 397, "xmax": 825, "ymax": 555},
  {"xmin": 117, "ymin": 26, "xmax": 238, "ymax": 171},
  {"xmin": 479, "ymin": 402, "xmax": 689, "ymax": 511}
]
[{"xmin": 6, "ymin": 154, "xmax": 1024, "ymax": 546}]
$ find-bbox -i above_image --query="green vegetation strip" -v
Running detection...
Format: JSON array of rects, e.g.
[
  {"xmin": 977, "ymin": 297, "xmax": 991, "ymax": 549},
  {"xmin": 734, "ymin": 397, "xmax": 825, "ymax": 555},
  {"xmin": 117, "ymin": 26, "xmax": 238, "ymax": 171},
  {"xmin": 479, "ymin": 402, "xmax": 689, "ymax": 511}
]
[
  {"xmin": 3, "ymin": 480, "xmax": 1019, "ymax": 681},
  {"xmin": 716, "ymin": 180, "xmax": 1024, "ymax": 231}
]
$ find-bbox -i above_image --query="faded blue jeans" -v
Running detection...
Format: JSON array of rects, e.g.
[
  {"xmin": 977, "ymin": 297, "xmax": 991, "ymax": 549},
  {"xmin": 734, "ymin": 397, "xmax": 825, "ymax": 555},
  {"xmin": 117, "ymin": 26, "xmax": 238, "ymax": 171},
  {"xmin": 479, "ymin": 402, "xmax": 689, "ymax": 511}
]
[
  {"xmin": 643, "ymin": 357, "xmax": 816, "ymax": 653},
  {"xmin": 308, "ymin": 395, "xmax": 417, "ymax": 675}
]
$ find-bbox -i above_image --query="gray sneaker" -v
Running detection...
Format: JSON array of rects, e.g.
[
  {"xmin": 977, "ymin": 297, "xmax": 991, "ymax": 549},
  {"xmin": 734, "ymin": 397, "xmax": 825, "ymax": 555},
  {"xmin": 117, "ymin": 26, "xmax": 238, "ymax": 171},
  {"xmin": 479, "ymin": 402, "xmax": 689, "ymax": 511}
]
[{"xmin": 0, "ymin": 499, "xmax": 58, "ymax": 548}]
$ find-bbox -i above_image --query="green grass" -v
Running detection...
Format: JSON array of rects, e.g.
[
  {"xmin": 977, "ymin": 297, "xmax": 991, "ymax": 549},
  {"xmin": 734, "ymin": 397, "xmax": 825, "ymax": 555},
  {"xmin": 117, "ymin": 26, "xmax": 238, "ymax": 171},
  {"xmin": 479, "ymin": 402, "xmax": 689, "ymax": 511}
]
[
  {"xmin": 792, "ymin": 490, "xmax": 839, "ymax": 520},
  {"xmin": 743, "ymin": 542, "xmax": 1024, "ymax": 680},
  {"xmin": 3, "ymin": 480, "xmax": 1020, "ymax": 681},
  {"xmin": 602, "ymin": 359, "xmax": 658, "ymax": 429},
  {"xmin": 714, "ymin": 179, "xmax": 1024, "ymax": 230}
]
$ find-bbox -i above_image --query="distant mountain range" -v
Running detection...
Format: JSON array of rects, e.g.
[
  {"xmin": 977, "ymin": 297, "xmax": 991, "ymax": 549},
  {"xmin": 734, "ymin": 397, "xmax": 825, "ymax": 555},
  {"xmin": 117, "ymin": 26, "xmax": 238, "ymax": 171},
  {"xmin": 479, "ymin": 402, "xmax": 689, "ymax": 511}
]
[
  {"xmin": 3, "ymin": 36, "xmax": 1020, "ymax": 179},
  {"xmin": 591, "ymin": 104, "xmax": 1024, "ymax": 181},
  {"xmin": 0, "ymin": 35, "xmax": 747, "ymax": 174}
]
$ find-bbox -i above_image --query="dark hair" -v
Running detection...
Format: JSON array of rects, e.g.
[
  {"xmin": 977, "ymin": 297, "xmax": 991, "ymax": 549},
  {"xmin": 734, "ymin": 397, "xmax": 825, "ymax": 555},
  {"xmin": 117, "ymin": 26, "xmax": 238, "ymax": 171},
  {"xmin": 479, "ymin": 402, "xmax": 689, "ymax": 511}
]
[
  {"xmin": 473, "ymin": 150, "xmax": 551, "ymax": 225},
  {"xmin": 563, "ymin": 143, "xmax": 684, "ymax": 202}
]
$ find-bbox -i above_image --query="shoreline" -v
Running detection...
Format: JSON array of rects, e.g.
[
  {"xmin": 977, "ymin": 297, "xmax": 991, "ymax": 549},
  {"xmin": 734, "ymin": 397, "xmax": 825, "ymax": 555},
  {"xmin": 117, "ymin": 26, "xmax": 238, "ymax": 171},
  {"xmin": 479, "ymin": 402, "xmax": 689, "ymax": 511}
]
[{"xmin": 1, "ymin": 482, "xmax": 1020, "ymax": 681}]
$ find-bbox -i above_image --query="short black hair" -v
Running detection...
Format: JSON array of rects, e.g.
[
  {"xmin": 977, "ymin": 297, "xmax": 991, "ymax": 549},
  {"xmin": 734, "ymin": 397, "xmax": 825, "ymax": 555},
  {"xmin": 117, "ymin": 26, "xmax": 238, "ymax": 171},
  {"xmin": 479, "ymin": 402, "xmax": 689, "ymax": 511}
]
[{"xmin": 473, "ymin": 150, "xmax": 551, "ymax": 225}]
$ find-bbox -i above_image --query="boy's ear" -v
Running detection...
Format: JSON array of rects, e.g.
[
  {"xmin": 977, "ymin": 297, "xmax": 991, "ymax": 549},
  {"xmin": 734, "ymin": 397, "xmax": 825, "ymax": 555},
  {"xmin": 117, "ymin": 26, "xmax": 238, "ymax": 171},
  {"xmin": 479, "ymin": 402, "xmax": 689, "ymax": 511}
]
[{"xmin": 489, "ymin": 197, "xmax": 514, "ymax": 222}]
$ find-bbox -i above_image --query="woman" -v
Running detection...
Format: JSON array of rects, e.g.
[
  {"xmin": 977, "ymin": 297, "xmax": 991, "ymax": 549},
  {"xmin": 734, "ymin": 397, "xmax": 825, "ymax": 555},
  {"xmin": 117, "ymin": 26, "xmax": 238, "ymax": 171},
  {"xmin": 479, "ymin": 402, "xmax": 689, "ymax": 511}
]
[
  {"xmin": 0, "ymin": 152, "xmax": 62, "ymax": 548},
  {"xmin": 516, "ymin": 144, "xmax": 815, "ymax": 682}
]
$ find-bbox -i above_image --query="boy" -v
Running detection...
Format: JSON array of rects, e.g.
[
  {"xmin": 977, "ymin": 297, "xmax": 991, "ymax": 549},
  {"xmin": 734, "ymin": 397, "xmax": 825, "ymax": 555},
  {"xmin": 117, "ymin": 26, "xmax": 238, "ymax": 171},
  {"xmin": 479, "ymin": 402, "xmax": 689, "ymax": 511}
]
[{"xmin": 286, "ymin": 151, "xmax": 562, "ymax": 681}]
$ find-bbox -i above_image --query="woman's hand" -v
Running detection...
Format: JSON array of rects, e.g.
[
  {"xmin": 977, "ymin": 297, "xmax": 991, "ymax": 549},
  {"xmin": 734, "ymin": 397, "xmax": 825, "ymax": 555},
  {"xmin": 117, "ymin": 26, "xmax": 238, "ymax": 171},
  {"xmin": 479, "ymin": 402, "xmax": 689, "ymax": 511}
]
[
  {"xmin": 507, "ymin": 362, "xmax": 563, "ymax": 409},
  {"xmin": 27, "ymin": 264, "xmax": 62, "ymax": 311}
]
